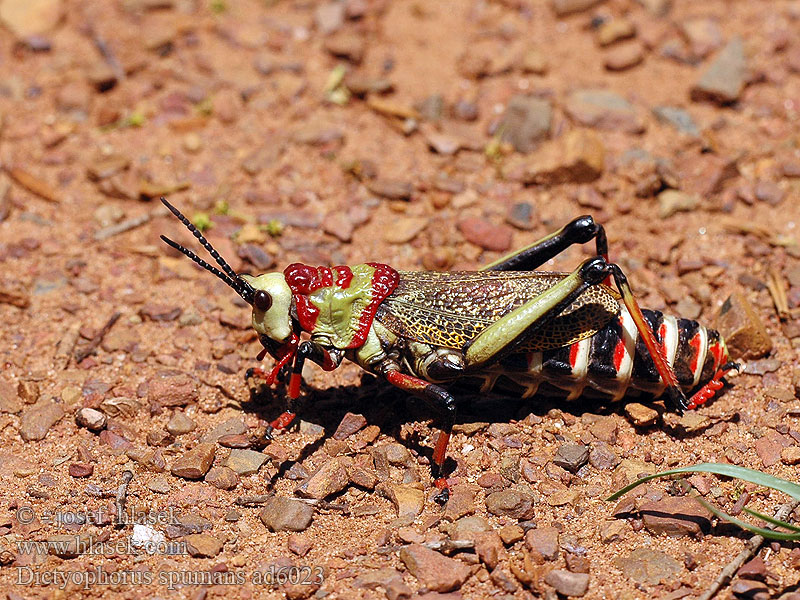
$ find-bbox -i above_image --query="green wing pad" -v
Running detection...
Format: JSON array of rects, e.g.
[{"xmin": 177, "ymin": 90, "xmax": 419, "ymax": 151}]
[{"xmin": 376, "ymin": 271, "xmax": 619, "ymax": 351}]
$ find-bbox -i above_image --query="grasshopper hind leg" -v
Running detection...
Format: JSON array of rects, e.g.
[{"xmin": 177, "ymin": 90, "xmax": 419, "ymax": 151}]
[
  {"xmin": 482, "ymin": 215, "xmax": 608, "ymax": 272},
  {"xmin": 480, "ymin": 215, "xmax": 689, "ymax": 410}
]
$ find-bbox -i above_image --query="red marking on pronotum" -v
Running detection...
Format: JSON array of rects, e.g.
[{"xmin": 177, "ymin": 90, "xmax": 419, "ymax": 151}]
[
  {"xmin": 284, "ymin": 263, "xmax": 399, "ymax": 348},
  {"xmin": 335, "ymin": 266, "xmax": 353, "ymax": 289},
  {"xmin": 284, "ymin": 263, "xmax": 325, "ymax": 332},
  {"xmin": 347, "ymin": 263, "xmax": 399, "ymax": 348}
]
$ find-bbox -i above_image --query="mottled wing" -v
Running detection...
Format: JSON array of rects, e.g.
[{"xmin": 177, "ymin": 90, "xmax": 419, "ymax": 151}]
[{"xmin": 375, "ymin": 271, "xmax": 620, "ymax": 351}]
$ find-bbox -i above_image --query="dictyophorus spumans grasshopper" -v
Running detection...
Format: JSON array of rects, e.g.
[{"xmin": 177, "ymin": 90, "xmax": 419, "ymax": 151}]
[{"xmin": 160, "ymin": 198, "xmax": 737, "ymax": 503}]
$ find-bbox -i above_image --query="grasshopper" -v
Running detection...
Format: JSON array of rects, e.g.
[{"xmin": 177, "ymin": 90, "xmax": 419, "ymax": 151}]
[{"xmin": 160, "ymin": 199, "xmax": 736, "ymax": 503}]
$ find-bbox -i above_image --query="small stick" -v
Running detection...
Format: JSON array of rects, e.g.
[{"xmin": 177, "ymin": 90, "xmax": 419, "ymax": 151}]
[
  {"xmin": 235, "ymin": 495, "xmax": 273, "ymax": 506},
  {"xmin": 78, "ymin": 4, "xmax": 126, "ymax": 84},
  {"xmin": 765, "ymin": 267, "xmax": 790, "ymax": 320},
  {"xmin": 89, "ymin": 28, "xmax": 125, "ymax": 83},
  {"xmin": 232, "ymin": 494, "xmax": 346, "ymax": 512},
  {"xmin": 114, "ymin": 470, "xmax": 134, "ymax": 529},
  {"xmin": 94, "ymin": 206, "xmax": 168, "ymax": 241},
  {"xmin": 6, "ymin": 165, "xmax": 60, "ymax": 203},
  {"xmin": 55, "ymin": 323, "xmax": 81, "ymax": 369},
  {"xmin": 295, "ymin": 498, "xmax": 348, "ymax": 512},
  {"xmin": 697, "ymin": 500, "xmax": 800, "ymax": 600},
  {"xmin": 74, "ymin": 311, "xmax": 121, "ymax": 362},
  {"xmin": 376, "ymin": 539, "xmax": 475, "ymax": 555}
]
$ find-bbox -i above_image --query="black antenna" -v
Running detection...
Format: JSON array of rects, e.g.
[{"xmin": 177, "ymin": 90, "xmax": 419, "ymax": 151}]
[{"xmin": 159, "ymin": 198, "xmax": 255, "ymax": 304}]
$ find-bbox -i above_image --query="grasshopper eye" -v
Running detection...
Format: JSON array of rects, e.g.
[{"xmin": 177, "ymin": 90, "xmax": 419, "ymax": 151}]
[{"xmin": 254, "ymin": 290, "xmax": 272, "ymax": 312}]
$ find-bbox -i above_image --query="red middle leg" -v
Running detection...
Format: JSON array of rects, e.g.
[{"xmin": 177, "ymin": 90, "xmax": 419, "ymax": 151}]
[{"xmin": 384, "ymin": 370, "xmax": 457, "ymax": 504}]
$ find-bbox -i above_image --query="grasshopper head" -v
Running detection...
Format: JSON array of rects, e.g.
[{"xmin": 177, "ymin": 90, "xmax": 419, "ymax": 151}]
[
  {"xmin": 158, "ymin": 198, "xmax": 298, "ymax": 359},
  {"xmin": 238, "ymin": 273, "xmax": 294, "ymax": 345}
]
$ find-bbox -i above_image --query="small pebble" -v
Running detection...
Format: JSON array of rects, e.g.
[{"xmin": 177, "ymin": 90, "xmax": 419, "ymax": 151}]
[
  {"xmin": 485, "ymin": 486, "xmax": 536, "ymax": 520},
  {"xmin": 399, "ymin": 544, "xmax": 471, "ymax": 593},
  {"xmin": 68, "ymin": 463, "xmax": 94, "ymax": 478},
  {"xmin": 544, "ymin": 569, "xmax": 590, "ymax": 597},
  {"xmin": 526, "ymin": 526, "xmax": 560, "ymax": 561},
  {"xmin": 223, "ymin": 449, "xmax": 268, "ymax": 476},
  {"xmin": 552, "ymin": 443, "xmax": 589, "ymax": 473},
  {"xmin": 76, "ymin": 408, "xmax": 107, "ymax": 432},
  {"xmin": 170, "ymin": 443, "xmax": 216, "ymax": 479},
  {"xmin": 333, "ymin": 413, "xmax": 368, "ymax": 440},
  {"xmin": 205, "ymin": 466, "xmax": 240, "ymax": 490},
  {"xmin": 604, "ymin": 42, "xmax": 644, "ymax": 71},
  {"xmin": 259, "ymin": 497, "xmax": 314, "ymax": 532},
  {"xmin": 21, "ymin": 401, "xmax": 65, "ymax": 441},
  {"xmin": 624, "ymin": 403, "xmax": 658, "ymax": 427},
  {"xmin": 457, "ymin": 218, "xmax": 514, "ymax": 252},
  {"xmin": 615, "ymin": 548, "xmax": 681, "ymax": 585},
  {"xmin": 166, "ymin": 411, "xmax": 195, "ymax": 436},
  {"xmin": 691, "ymin": 37, "xmax": 746, "ymax": 104},
  {"xmin": 184, "ymin": 533, "xmax": 224, "ymax": 558}
]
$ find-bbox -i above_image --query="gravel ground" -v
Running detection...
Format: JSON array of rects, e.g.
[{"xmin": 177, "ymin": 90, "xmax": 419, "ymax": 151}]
[{"xmin": 0, "ymin": 0, "xmax": 800, "ymax": 598}]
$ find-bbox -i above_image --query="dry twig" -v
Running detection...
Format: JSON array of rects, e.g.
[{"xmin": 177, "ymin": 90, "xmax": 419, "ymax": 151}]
[
  {"xmin": 5, "ymin": 165, "xmax": 60, "ymax": 203},
  {"xmin": 765, "ymin": 267, "xmax": 790, "ymax": 320},
  {"xmin": 94, "ymin": 206, "xmax": 168, "ymax": 241},
  {"xmin": 114, "ymin": 470, "xmax": 134, "ymax": 529},
  {"xmin": 376, "ymin": 539, "xmax": 475, "ymax": 555},
  {"xmin": 55, "ymin": 323, "xmax": 82, "ymax": 369},
  {"xmin": 74, "ymin": 311, "xmax": 121, "ymax": 363},
  {"xmin": 697, "ymin": 500, "xmax": 800, "ymax": 600}
]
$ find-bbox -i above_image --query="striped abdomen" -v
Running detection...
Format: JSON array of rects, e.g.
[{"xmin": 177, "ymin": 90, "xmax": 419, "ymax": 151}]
[{"xmin": 498, "ymin": 308, "xmax": 730, "ymax": 401}]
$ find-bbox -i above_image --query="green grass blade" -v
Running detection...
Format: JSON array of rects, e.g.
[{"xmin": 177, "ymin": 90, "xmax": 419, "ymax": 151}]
[
  {"xmin": 693, "ymin": 496, "xmax": 800, "ymax": 541},
  {"xmin": 741, "ymin": 506, "xmax": 800, "ymax": 532},
  {"xmin": 606, "ymin": 463, "xmax": 800, "ymax": 502}
]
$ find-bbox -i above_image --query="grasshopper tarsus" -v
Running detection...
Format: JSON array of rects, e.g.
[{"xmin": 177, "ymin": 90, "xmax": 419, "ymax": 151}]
[{"xmin": 433, "ymin": 486, "xmax": 450, "ymax": 506}]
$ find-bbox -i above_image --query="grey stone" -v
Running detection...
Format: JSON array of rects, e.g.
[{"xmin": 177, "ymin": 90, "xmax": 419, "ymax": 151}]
[
  {"xmin": 691, "ymin": 37, "xmax": 746, "ymax": 104},
  {"xmin": 565, "ymin": 89, "xmax": 644, "ymax": 133},
  {"xmin": 501, "ymin": 95, "xmax": 552, "ymax": 152},
  {"xmin": 553, "ymin": 443, "xmax": 590, "ymax": 473},
  {"xmin": 223, "ymin": 449, "xmax": 268, "ymax": 476},
  {"xmin": 615, "ymin": 547, "xmax": 682, "ymax": 585},
  {"xmin": 259, "ymin": 497, "xmax": 314, "ymax": 532},
  {"xmin": 545, "ymin": 569, "xmax": 590, "ymax": 596},
  {"xmin": 652, "ymin": 106, "xmax": 700, "ymax": 136}
]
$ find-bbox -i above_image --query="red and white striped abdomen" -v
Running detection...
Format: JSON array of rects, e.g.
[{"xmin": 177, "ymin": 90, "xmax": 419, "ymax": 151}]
[{"xmin": 502, "ymin": 307, "xmax": 729, "ymax": 401}]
